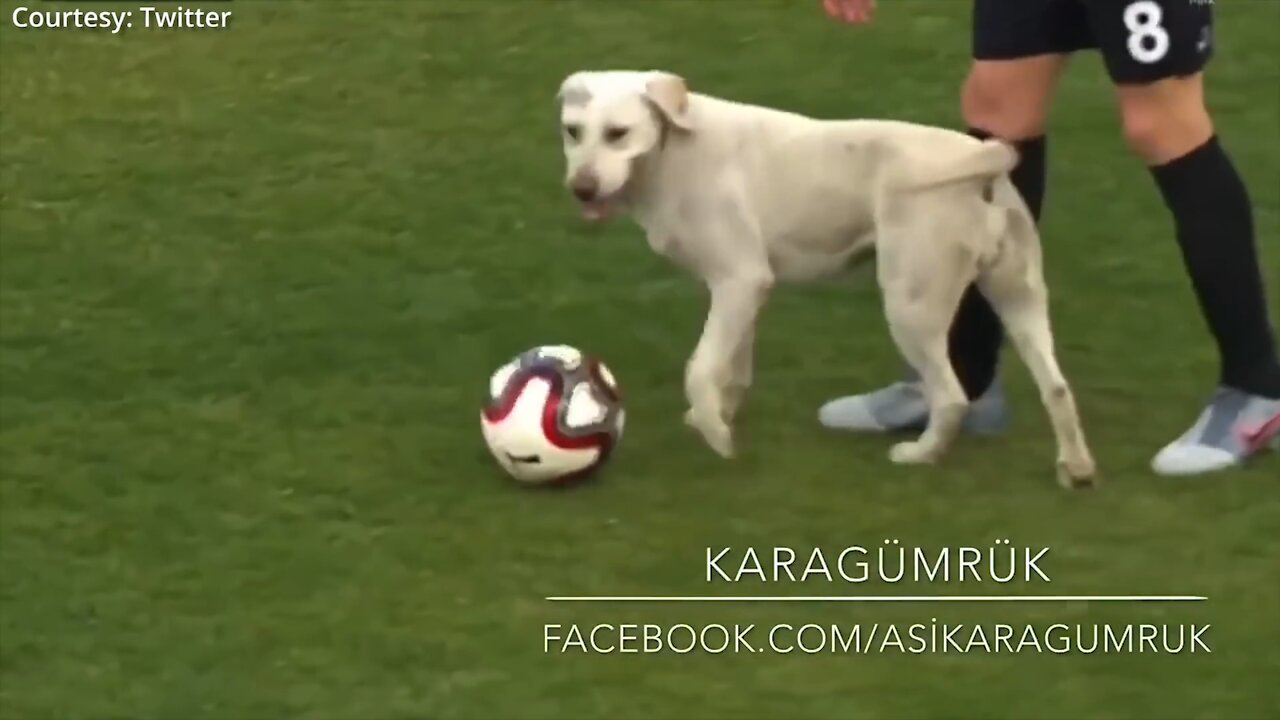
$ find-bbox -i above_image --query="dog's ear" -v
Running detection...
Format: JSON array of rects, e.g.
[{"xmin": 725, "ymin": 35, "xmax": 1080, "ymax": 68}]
[
  {"xmin": 556, "ymin": 73, "xmax": 592, "ymax": 107},
  {"xmin": 643, "ymin": 72, "xmax": 694, "ymax": 132}
]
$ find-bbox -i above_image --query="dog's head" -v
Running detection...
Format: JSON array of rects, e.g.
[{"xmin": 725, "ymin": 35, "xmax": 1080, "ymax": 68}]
[{"xmin": 556, "ymin": 70, "xmax": 695, "ymax": 222}]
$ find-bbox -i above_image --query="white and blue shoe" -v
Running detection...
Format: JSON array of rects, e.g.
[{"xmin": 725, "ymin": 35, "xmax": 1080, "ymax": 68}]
[
  {"xmin": 1151, "ymin": 387, "xmax": 1280, "ymax": 476},
  {"xmin": 820, "ymin": 377, "xmax": 1277, "ymax": 476},
  {"xmin": 818, "ymin": 376, "xmax": 1009, "ymax": 435}
]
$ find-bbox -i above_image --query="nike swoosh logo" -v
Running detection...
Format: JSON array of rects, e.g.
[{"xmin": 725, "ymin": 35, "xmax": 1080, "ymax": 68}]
[
  {"xmin": 1197, "ymin": 27, "xmax": 1211, "ymax": 53},
  {"xmin": 505, "ymin": 452, "xmax": 541, "ymax": 464},
  {"xmin": 1239, "ymin": 413, "xmax": 1280, "ymax": 453}
]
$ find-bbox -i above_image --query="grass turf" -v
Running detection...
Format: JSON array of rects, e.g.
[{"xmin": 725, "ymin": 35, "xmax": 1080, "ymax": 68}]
[{"xmin": 1, "ymin": 1, "xmax": 1278, "ymax": 718}]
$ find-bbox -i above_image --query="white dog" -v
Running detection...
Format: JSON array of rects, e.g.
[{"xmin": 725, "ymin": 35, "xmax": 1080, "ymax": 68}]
[{"xmin": 556, "ymin": 70, "xmax": 1096, "ymax": 487}]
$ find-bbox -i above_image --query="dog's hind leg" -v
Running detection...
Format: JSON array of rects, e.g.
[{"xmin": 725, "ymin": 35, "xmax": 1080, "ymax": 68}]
[
  {"xmin": 978, "ymin": 237, "xmax": 1097, "ymax": 488},
  {"xmin": 876, "ymin": 233, "xmax": 975, "ymax": 465}
]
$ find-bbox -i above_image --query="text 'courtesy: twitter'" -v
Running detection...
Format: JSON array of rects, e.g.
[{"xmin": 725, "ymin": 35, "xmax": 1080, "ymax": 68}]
[{"xmin": 10, "ymin": 5, "xmax": 232, "ymax": 35}]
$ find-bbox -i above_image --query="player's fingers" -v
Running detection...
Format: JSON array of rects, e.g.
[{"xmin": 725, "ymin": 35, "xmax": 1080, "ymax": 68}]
[
  {"xmin": 822, "ymin": 0, "xmax": 873, "ymax": 26},
  {"xmin": 850, "ymin": 0, "xmax": 874, "ymax": 23},
  {"xmin": 824, "ymin": 0, "xmax": 857, "ymax": 24}
]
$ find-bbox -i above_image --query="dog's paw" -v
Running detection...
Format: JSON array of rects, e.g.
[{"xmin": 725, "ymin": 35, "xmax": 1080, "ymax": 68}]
[
  {"xmin": 685, "ymin": 408, "xmax": 735, "ymax": 459},
  {"xmin": 889, "ymin": 440, "xmax": 939, "ymax": 465},
  {"xmin": 703, "ymin": 426, "xmax": 735, "ymax": 459},
  {"xmin": 1056, "ymin": 455, "xmax": 1098, "ymax": 490}
]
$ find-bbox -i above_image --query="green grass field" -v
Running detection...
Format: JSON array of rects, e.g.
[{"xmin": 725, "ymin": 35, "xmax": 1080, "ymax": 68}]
[{"xmin": 2, "ymin": 1, "xmax": 1278, "ymax": 718}]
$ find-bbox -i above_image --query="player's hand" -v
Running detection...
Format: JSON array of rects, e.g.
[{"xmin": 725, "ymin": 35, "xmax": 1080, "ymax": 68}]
[{"xmin": 822, "ymin": 0, "xmax": 875, "ymax": 24}]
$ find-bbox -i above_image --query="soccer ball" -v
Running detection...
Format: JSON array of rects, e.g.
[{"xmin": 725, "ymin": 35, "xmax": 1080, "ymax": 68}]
[{"xmin": 480, "ymin": 345, "xmax": 624, "ymax": 485}]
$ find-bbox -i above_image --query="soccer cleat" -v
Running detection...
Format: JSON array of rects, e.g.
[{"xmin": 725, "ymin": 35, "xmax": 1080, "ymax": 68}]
[
  {"xmin": 1151, "ymin": 387, "xmax": 1280, "ymax": 476},
  {"xmin": 818, "ymin": 376, "xmax": 1008, "ymax": 435}
]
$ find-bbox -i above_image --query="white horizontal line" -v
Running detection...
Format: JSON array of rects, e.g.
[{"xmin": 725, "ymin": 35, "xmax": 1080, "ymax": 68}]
[{"xmin": 545, "ymin": 595, "xmax": 1208, "ymax": 603}]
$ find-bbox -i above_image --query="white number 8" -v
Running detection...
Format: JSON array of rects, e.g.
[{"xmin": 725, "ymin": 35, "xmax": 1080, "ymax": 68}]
[{"xmin": 1125, "ymin": 1, "xmax": 1171, "ymax": 64}]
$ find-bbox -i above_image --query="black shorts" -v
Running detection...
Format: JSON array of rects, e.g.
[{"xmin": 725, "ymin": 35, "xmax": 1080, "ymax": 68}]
[{"xmin": 973, "ymin": 0, "xmax": 1214, "ymax": 85}]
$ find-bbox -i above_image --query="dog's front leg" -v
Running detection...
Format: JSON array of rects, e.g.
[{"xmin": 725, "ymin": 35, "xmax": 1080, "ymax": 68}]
[
  {"xmin": 721, "ymin": 326, "xmax": 755, "ymax": 424},
  {"xmin": 684, "ymin": 275, "xmax": 773, "ymax": 458}
]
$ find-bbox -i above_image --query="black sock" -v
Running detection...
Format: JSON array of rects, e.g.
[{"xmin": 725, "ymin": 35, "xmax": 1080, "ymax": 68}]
[
  {"xmin": 1152, "ymin": 136, "xmax": 1280, "ymax": 398},
  {"xmin": 946, "ymin": 129, "xmax": 1048, "ymax": 400}
]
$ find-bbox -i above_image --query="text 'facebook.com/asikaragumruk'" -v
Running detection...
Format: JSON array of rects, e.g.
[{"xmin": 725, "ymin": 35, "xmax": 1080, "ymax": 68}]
[{"xmin": 544, "ymin": 622, "xmax": 1211, "ymax": 655}]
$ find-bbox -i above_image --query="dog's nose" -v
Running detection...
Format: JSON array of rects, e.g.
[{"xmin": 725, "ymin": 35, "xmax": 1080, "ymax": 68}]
[{"xmin": 569, "ymin": 175, "xmax": 599, "ymax": 202}]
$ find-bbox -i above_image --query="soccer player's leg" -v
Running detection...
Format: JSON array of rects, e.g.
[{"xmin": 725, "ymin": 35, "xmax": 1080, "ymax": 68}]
[
  {"xmin": 820, "ymin": 0, "xmax": 1078, "ymax": 434},
  {"xmin": 1090, "ymin": 0, "xmax": 1280, "ymax": 474}
]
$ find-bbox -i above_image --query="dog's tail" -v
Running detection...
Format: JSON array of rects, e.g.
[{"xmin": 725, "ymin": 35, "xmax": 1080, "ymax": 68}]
[{"xmin": 883, "ymin": 138, "xmax": 1018, "ymax": 192}]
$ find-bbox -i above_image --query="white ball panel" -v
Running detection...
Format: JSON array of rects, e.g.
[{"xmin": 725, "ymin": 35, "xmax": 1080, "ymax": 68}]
[
  {"xmin": 564, "ymin": 382, "xmax": 607, "ymax": 428},
  {"xmin": 513, "ymin": 444, "xmax": 599, "ymax": 483},
  {"xmin": 535, "ymin": 344, "xmax": 582, "ymax": 369},
  {"xmin": 489, "ymin": 359, "xmax": 520, "ymax": 400},
  {"xmin": 480, "ymin": 376, "xmax": 599, "ymax": 483},
  {"xmin": 595, "ymin": 361, "xmax": 617, "ymax": 391}
]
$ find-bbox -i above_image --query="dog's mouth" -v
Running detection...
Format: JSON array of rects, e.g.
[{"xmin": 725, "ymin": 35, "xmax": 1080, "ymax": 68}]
[
  {"xmin": 577, "ymin": 198, "xmax": 617, "ymax": 222},
  {"xmin": 570, "ymin": 180, "xmax": 628, "ymax": 223}
]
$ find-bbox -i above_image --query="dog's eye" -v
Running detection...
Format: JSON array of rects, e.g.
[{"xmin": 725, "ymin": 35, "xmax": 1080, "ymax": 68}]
[
  {"xmin": 563, "ymin": 124, "xmax": 581, "ymax": 141},
  {"xmin": 604, "ymin": 126, "xmax": 629, "ymax": 143}
]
